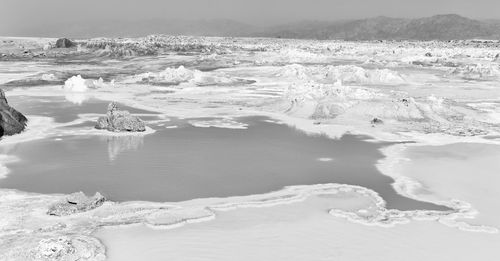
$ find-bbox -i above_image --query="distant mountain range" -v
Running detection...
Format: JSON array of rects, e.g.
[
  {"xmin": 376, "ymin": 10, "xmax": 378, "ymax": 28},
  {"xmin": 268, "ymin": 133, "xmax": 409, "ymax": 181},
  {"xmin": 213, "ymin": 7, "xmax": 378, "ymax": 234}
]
[
  {"xmin": 260, "ymin": 14, "xmax": 500, "ymax": 40},
  {"xmin": 9, "ymin": 14, "xmax": 500, "ymax": 40}
]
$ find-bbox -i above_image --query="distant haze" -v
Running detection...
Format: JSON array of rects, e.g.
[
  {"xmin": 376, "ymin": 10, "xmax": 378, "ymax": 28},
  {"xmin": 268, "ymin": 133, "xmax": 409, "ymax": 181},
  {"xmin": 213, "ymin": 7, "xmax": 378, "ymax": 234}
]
[{"xmin": 1, "ymin": 0, "xmax": 500, "ymax": 37}]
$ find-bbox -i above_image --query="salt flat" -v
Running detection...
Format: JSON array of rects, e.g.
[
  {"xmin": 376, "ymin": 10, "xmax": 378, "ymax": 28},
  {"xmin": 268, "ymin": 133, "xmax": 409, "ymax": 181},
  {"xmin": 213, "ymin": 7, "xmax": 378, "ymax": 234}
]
[{"xmin": 0, "ymin": 36, "xmax": 499, "ymax": 260}]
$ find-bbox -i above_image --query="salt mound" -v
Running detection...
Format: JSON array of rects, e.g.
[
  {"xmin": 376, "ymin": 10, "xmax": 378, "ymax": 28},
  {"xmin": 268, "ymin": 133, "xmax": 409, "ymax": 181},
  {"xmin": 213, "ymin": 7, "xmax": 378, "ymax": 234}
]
[
  {"xmin": 155, "ymin": 66, "xmax": 200, "ymax": 83},
  {"xmin": 450, "ymin": 64, "xmax": 500, "ymax": 79},
  {"xmin": 279, "ymin": 48, "xmax": 320, "ymax": 61},
  {"xmin": 189, "ymin": 118, "xmax": 248, "ymax": 129},
  {"xmin": 278, "ymin": 64, "xmax": 406, "ymax": 85},
  {"xmin": 321, "ymin": 65, "xmax": 406, "ymax": 85},
  {"xmin": 283, "ymin": 81, "xmax": 443, "ymax": 122},
  {"xmin": 286, "ymin": 81, "xmax": 379, "ymax": 102},
  {"xmin": 64, "ymin": 75, "xmax": 88, "ymax": 92},
  {"xmin": 401, "ymin": 55, "xmax": 437, "ymax": 66},
  {"xmin": 124, "ymin": 66, "xmax": 251, "ymax": 86},
  {"xmin": 277, "ymin": 64, "xmax": 311, "ymax": 80},
  {"xmin": 285, "ymin": 81, "xmax": 382, "ymax": 118},
  {"xmin": 86, "ymin": 77, "xmax": 108, "ymax": 88},
  {"xmin": 284, "ymin": 80, "xmax": 485, "ymax": 136},
  {"xmin": 41, "ymin": 73, "xmax": 57, "ymax": 81},
  {"xmin": 126, "ymin": 66, "xmax": 201, "ymax": 85},
  {"xmin": 64, "ymin": 75, "xmax": 109, "ymax": 92},
  {"xmin": 368, "ymin": 69, "xmax": 406, "ymax": 84},
  {"xmin": 255, "ymin": 48, "xmax": 324, "ymax": 64}
]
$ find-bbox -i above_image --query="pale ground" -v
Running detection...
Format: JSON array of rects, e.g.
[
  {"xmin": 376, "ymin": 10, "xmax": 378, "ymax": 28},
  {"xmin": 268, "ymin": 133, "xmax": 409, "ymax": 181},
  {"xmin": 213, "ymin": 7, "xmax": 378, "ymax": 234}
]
[
  {"xmin": 96, "ymin": 142, "xmax": 500, "ymax": 261},
  {"xmin": 1, "ymin": 36, "xmax": 500, "ymax": 260},
  {"xmin": 393, "ymin": 143, "xmax": 500, "ymax": 228},
  {"xmin": 98, "ymin": 191, "xmax": 500, "ymax": 261}
]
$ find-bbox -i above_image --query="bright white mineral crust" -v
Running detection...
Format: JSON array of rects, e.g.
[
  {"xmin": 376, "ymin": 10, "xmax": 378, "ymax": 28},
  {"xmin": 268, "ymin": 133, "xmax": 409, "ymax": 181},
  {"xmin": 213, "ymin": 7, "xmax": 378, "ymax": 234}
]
[{"xmin": 1, "ymin": 35, "xmax": 500, "ymax": 260}]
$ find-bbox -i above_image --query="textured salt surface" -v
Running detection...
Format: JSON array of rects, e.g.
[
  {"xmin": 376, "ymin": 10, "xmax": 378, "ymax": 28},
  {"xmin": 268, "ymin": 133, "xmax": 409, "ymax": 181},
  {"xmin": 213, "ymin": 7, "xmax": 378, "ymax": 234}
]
[{"xmin": 3, "ymin": 37, "xmax": 500, "ymax": 260}]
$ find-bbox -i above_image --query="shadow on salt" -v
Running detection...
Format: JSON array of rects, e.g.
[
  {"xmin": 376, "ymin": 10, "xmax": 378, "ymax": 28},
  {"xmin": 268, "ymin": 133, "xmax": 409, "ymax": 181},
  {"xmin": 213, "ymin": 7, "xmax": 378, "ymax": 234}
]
[{"xmin": 0, "ymin": 103, "xmax": 448, "ymax": 212}]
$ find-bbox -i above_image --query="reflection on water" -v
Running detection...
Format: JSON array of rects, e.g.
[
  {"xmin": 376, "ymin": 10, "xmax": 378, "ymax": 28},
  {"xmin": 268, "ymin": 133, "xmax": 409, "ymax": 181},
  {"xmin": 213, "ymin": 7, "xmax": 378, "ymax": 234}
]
[
  {"xmin": 104, "ymin": 135, "xmax": 144, "ymax": 161},
  {"xmin": 0, "ymin": 95, "xmax": 450, "ymax": 211},
  {"xmin": 64, "ymin": 92, "xmax": 89, "ymax": 105}
]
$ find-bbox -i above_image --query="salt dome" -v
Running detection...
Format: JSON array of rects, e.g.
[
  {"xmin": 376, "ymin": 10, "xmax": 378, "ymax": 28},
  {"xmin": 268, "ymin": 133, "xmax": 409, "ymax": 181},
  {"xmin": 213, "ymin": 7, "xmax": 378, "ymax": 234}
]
[
  {"xmin": 277, "ymin": 64, "xmax": 312, "ymax": 80},
  {"xmin": 255, "ymin": 48, "xmax": 324, "ymax": 64},
  {"xmin": 64, "ymin": 75, "xmax": 88, "ymax": 92},
  {"xmin": 41, "ymin": 73, "xmax": 57, "ymax": 81},
  {"xmin": 321, "ymin": 65, "xmax": 406, "ymax": 85},
  {"xmin": 283, "ymin": 80, "xmax": 435, "ymax": 121},
  {"xmin": 126, "ymin": 66, "xmax": 201, "ymax": 85},
  {"xmin": 124, "ymin": 66, "xmax": 249, "ymax": 86},
  {"xmin": 450, "ymin": 64, "xmax": 500, "ymax": 79},
  {"xmin": 64, "ymin": 75, "xmax": 108, "ymax": 92}
]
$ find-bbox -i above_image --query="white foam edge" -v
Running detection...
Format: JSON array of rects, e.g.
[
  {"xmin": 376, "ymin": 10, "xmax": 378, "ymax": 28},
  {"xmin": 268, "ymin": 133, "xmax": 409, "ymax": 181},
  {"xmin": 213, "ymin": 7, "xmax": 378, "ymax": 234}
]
[
  {"xmin": 375, "ymin": 141, "xmax": 499, "ymax": 233},
  {"xmin": 188, "ymin": 118, "xmax": 249, "ymax": 129},
  {"xmin": 72, "ymin": 182, "xmax": 497, "ymax": 234}
]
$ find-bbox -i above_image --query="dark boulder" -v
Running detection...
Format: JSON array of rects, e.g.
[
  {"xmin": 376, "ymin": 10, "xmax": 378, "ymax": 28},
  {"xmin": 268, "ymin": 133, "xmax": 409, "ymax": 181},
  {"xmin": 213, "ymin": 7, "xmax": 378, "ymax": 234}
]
[
  {"xmin": 0, "ymin": 89, "xmax": 27, "ymax": 137},
  {"xmin": 95, "ymin": 102, "xmax": 146, "ymax": 132},
  {"xmin": 371, "ymin": 117, "xmax": 384, "ymax": 126},
  {"xmin": 55, "ymin": 38, "xmax": 75, "ymax": 48}
]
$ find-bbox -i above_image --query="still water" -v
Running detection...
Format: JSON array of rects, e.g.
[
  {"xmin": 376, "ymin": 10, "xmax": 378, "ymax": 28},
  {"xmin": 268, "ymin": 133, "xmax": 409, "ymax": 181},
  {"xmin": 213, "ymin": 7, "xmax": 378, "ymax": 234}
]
[{"xmin": 0, "ymin": 97, "xmax": 448, "ymax": 211}]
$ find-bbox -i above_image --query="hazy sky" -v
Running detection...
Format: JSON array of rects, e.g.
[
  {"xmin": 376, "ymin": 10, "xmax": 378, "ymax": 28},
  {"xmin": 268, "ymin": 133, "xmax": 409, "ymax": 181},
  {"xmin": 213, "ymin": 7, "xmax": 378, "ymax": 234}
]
[{"xmin": 2, "ymin": 0, "xmax": 500, "ymax": 35}]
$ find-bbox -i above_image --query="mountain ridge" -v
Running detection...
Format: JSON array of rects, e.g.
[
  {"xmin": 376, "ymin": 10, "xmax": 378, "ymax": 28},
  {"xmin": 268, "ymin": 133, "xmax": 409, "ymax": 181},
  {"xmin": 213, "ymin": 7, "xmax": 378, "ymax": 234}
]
[
  {"xmin": 261, "ymin": 14, "xmax": 500, "ymax": 40},
  {"xmin": 5, "ymin": 14, "xmax": 500, "ymax": 40}
]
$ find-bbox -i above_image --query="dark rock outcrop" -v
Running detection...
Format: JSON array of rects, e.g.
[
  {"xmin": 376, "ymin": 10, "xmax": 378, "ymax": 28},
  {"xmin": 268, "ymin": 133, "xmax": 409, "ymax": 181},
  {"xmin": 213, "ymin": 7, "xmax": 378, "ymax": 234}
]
[
  {"xmin": 95, "ymin": 102, "xmax": 146, "ymax": 132},
  {"xmin": 55, "ymin": 38, "xmax": 75, "ymax": 48},
  {"xmin": 371, "ymin": 117, "xmax": 384, "ymax": 126},
  {"xmin": 47, "ymin": 192, "xmax": 106, "ymax": 216},
  {"xmin": 0, "ymin": 89, "xmax": 27, "ymax": 137}
]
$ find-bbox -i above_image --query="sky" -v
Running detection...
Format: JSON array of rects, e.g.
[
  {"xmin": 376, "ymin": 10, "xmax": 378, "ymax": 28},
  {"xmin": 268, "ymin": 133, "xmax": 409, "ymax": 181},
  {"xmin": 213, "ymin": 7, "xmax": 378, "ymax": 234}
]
[{"xmin": 1, "ymin": 0, "xmax": 500, "ymax": 36}]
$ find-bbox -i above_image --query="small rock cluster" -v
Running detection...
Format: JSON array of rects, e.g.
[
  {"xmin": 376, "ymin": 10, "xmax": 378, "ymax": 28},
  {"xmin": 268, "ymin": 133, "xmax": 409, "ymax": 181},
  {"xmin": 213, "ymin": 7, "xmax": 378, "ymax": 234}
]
[
  {"xmin": 47, "ymin": 192, "xmax": 106, "ymax": 216},
  {"xmin": 95, "ymin": 102, "xmax": 146, "ymax": 132}
]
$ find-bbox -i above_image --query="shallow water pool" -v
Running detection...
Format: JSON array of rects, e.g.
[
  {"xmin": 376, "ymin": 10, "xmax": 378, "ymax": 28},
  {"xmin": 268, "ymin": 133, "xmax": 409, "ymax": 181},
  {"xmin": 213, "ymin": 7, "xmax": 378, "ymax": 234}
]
[{"xmin": 0, "ymin": 97, "xmax": 448, "ymax": 211}]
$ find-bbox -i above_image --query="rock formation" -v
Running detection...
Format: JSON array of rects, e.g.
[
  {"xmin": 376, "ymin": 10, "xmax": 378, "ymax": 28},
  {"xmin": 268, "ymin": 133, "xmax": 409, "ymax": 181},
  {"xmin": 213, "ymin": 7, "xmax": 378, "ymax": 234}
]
[
  {"xmin": 55, "ymin": 38, "xmax": 75, "ymax": 48},
  {"xmin": 47, "ymin": 192, "xmax": 106, "ymax": 216},
  {"xmin": 33, "ymin": 236, "xmax": 105, "ymax": 261},
  {"xmin": 0, "ymin": 89, "xmax": 27, "ymax": 137},
  {"xmin": 95, "ymin": 102, "xmax": 146, "ymax": 132}
]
